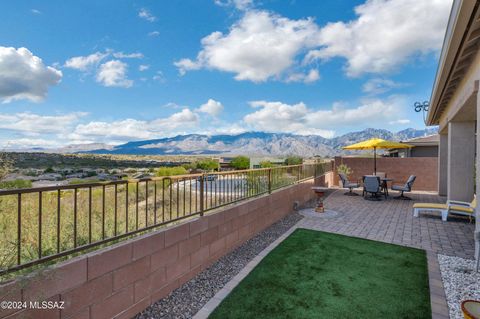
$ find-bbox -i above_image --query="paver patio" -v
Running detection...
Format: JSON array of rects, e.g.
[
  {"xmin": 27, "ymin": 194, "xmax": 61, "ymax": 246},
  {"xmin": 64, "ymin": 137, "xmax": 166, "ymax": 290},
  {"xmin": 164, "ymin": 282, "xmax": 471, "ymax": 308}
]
[{"xmin": 302, "ymin": 189, "xmax": 475, "ymax": 259}]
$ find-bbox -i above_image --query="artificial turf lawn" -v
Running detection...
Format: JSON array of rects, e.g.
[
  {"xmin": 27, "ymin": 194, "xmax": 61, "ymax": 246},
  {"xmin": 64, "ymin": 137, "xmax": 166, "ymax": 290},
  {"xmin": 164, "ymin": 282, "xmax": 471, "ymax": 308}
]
[{"xmin": 209, "ymin": 229, "xmax": 431, "ymax": 319}]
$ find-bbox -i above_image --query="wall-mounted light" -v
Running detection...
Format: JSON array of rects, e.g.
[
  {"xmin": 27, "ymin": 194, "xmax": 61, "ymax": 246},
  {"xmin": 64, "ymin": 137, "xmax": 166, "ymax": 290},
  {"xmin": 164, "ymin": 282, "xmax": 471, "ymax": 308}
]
[{"xmin": 414, "ymin": 101, "xmax": 429, "ymax": 124}]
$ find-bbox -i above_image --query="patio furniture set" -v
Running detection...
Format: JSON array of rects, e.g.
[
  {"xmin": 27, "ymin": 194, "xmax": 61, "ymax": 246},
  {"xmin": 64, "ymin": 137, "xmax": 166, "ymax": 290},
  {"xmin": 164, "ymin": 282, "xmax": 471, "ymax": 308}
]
[
  {"xmin": 339, "ymin": 172, "xmax": 416, "ymax": 201},
  {"xmin": 339, "ymin": 172, "xmax": 477, "ymax": 224},
  {"xmin": 339, "ymin": 138, "xmax": 476, "ymax": 223}
]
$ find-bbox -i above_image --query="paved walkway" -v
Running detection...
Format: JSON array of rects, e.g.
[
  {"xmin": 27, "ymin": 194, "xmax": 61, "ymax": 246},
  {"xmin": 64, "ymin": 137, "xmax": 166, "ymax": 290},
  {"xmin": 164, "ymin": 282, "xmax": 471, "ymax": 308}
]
[{"xmin": 194, "ymin": 189, "xmax": 476, "ymax": 319}]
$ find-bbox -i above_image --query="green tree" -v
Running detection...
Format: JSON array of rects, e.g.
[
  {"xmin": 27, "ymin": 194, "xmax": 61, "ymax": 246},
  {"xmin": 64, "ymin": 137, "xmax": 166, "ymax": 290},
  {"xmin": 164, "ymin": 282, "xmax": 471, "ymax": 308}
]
[
  {"xmin": 259, "ymin": 160, "xmax": 274, "ymax": 168},
  {"xmin": 44, "ymin": 167, "xmax": 55, "ymax": 173},
  {"xmin": 285, "ymin": 156, "xmax": 303, "ymax": 166},
  {"xmin": 181, "ymin": 162, "xmax": 196, "ymax": 171},
  {"xmin": 195, "ymin": 159, "xmax": 219, "ymax": 171},
  {"xmin": 230, "ymin": 156, "xmax": 250, "ymax": 170}
]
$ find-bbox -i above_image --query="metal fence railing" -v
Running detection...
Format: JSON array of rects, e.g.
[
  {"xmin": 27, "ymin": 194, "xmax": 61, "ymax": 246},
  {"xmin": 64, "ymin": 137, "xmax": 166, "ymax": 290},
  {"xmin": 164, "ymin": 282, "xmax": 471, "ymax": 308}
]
[{"xmin": 0, "ymin": 162, "xmax": 332, "ymax": 275}]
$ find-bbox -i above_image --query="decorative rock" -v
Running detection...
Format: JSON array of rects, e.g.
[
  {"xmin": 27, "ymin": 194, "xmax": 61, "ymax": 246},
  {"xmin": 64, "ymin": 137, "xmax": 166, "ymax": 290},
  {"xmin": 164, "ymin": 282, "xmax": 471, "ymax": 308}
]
[
  {"xmin": 438, "ymin": 254, "xmax": 480, "ymax": 319},
  {"xmin": 135, "ymin": 212, "xmax": 303, "ymax": 319}
]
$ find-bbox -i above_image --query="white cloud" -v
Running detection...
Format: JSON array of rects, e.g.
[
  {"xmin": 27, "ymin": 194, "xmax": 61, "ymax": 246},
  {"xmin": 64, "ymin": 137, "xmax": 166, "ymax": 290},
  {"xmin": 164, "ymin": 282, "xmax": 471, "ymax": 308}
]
[
  {"xmin": 175, "ymin": 10, "xmax": 321, "ymax": 82},
  {"xmin": 174, "ymin": 59, "xmax": 202, "ymax": 76},
  {"xmin": 138, "ymin": 8, "xmax": 156, "ymax": 22},
  {"xmin": 179, "ymin": 1, "xmax": 451, "ymax": 81},
  {"xmin": 64, "ymin": 51, "xmax": 109, "ymax": 71},
  {"xmin": 389, "ymin": 119, "xmax": 411, "ymax": 125},
  {"xmin": 96, "ymin": 60, "xmax": 133, "ymax": 88},
  {"xmin": 148, "ymin": 31, "xmax": 160, "ymax": 37},
  {"xmin": 244, "ymin": 100, "xmax": 322, "ymax": 134},
  {"xmin": 152, "ymin": 71, "xmax": 165, "ymax": 82},
  {"xmin": 198, "ymin": 99, "xmax": 224, "ymax": 117},
  {"xmin": 72, "ymin": 109, "xmax": 199, "ymax": 141},
  {"xmin": 31, "ymin": 9, "xmax": 42, "ymax": 15},
  {"xmin": 112, "ymin": 52, "xmax": 144, "ymax": 59},
  {"xmin": 214, "ymin": 0, "xmax": 253, "ymax": 10},
  {"xmin": 242, "ymin": 97, "xmax": 407, "ymax": 136},
  {"xmin": 139, "ymin": 64, "xmax": 150, "ymax": 71},
  {"xmin": 306, "ymin": 0, "xmax": 452, "ymax": 76},
  {"xmin": 0, "ymin": 47, "xmax": 62, "ymax": 103},
  {"xmin": 285, "ymin": 69, "xmax": 320, "ymax": 83},
  {"xmin": 362, "ymin": 78, "xmax": 408, "ymax": 95},
  {"xmin": 0, "ymin": 112, "xmax": 86, "ymax": 134},
  {"xmin": 1, "ymin": 138, "xmax": 59, "ymax": 149}
]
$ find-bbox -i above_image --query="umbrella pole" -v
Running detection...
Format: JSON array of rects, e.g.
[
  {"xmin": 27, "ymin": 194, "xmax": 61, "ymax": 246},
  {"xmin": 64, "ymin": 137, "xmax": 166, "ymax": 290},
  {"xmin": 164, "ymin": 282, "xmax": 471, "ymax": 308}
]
[{"xmin": 374, "ymin": 146, "xmax": 377, "ymax": 175}]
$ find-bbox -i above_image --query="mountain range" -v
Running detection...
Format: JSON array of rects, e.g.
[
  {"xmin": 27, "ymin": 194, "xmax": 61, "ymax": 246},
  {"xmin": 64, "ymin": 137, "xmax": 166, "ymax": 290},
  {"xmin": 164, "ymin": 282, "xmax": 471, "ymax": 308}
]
[{"xmin": 67, "ymin": 127, "xmax": 438, "ymax": 157}]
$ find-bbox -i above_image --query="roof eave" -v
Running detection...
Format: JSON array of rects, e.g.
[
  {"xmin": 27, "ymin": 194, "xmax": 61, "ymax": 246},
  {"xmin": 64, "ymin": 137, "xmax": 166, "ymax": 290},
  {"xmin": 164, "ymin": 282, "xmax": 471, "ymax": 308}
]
[{"xmin": 427, "ymin": 0, "xmax": 474, "ymax": 125}]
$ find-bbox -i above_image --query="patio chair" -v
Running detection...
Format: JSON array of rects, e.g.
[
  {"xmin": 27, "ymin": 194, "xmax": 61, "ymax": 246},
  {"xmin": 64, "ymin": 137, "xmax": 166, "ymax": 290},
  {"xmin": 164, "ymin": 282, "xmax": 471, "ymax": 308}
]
[
  {"xmin": 373, "ymin": 172, "xmax": 387, "ymax": 192},
  {"xmin": 338, "ymin": 173, "xmax": 360, "ymax": 196},
  {"xmin": 391, "ymin": 175, "xmax": 416, "ymax": 200},
  {"xmin": 413, "ymin": 196, "xmax": 476, "ymax": 222},
  {"xmin": 362, "ymin": 175, "xmax": 385, "ymax": 200}
]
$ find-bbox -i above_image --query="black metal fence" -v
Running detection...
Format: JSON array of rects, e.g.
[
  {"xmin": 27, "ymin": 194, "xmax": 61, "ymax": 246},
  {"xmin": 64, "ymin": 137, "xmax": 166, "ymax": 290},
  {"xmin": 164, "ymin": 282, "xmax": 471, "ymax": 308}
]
[{"xmin": 0, "ymin": 162, "xmax": 332, "ymax": 275}]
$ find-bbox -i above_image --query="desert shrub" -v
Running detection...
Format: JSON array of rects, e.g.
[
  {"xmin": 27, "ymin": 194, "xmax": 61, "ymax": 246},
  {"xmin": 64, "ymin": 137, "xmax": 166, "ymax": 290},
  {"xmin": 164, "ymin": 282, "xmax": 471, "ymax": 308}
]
[
  {"xmin": 0, "ymin": 180, "xmax": 32, "ymax": 189},
  {"xmin": 68, "ymin": 179, "xmax": 101, "ymax": 185},
  {"xmin": 156, "ymin": 166, "xmax": 188, "ymax": 177},
  {"xmin": 0, "ymin": 152, "xmax": 12, "ymax": 180}
]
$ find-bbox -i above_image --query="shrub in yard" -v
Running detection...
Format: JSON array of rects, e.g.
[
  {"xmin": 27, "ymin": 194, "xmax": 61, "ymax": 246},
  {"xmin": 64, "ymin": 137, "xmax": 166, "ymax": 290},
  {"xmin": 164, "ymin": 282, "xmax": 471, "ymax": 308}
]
[
  {"xmin": 285, "ymin": 156, "xmax": 303, "ymax": 165},
  {"xmin": 337, "ymin": 163, "xmax": 353, "ymax": 177},
  {"xmin": 231, "ymin": 156, "xmax": 250, "ymax": 170},
  {"xmin": 259, "ymin": 160, "xmax": 274, "ymax": 168},
  {"xmin": 195, "ymin": 159, "xmax": 219, "ymax": 171}
]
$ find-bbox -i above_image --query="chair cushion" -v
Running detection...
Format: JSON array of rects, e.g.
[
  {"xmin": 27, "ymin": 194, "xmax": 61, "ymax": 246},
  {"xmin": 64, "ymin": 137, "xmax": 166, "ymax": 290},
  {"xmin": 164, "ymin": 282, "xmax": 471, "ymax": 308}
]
[
  {"xmin": 345, "ymin": 183, "xmax": 359, "ymax": 188},
  {"xmin": 449, "ymin": 205, "xmax": 474, "ymax": 214},
  {"xmin": 413, "ymin": 203, "xmax": 447, "ymax": 209},
  {"xmin": 391, "ymin": 185, "xmax": 408, "ymax": 191}
]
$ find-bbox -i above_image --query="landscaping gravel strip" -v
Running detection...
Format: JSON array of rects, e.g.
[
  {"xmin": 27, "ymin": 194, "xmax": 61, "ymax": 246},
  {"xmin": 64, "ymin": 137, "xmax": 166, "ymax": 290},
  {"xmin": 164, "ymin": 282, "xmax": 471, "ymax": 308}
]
[
  {"xmin": 438, "ymin": 254, "xmax": 480, "ymax": 319},
  {"xmin": 135, "ymin": 212, "xmax": 304, "ymax": 319}
]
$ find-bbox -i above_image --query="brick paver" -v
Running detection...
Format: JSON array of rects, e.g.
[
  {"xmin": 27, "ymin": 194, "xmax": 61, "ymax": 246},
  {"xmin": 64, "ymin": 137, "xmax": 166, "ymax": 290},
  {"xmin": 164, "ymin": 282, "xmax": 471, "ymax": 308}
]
[{"xmin": 300, "ymin": 189, "xmax": 475, "ymax": 259}]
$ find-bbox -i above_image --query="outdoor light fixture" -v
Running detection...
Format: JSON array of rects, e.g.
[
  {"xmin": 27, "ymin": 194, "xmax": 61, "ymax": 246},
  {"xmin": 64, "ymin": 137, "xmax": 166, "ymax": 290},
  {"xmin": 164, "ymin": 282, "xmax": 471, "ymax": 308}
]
[{"xmin": 414, "ymin": 101, "xmax": 429, "ymax": 124}]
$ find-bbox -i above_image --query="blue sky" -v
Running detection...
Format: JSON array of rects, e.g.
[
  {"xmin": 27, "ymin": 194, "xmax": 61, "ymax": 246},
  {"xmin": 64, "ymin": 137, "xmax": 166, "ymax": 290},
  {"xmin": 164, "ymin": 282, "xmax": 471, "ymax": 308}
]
[{"xmin": 0, "ymin": 0, "xmax": 451, "ymax": 148}]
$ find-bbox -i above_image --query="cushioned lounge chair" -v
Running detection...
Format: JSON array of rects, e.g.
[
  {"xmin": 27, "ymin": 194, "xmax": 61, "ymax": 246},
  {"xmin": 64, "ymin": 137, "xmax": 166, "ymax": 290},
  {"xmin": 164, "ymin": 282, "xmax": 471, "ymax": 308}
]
[{"xmin": 413, "ymin": 196, "xmax": 476, "ymax": 222}]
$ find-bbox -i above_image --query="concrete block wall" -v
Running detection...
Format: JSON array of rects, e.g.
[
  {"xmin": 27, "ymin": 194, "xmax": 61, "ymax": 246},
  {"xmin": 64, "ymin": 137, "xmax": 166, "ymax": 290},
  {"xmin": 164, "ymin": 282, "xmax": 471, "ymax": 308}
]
[
  {"xmin": 0, "ymin": 177, "xmax": 325, "ymax": 319},
  {"xmin": 333, "ymin": 157, "xmax": 439, "ymax": 191}
]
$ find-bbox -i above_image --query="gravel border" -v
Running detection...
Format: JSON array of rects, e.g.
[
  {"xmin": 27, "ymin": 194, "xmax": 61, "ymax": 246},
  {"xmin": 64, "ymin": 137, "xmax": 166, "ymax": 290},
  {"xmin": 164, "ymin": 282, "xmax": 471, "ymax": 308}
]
[
  {"xmin": 438, "ymin": 254, "xmax": 480, "ymax": 319},
  {"xmin": 136, "ymin": 212, "xmax": 304, "ymax": 319}
]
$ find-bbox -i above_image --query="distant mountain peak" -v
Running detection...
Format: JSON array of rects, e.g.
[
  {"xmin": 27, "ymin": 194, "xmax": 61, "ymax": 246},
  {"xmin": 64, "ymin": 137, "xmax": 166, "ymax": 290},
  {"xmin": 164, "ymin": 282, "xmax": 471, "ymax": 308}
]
[{"xmin": 77, "ymin": 127, "xmax": 437, "ymax": 157}]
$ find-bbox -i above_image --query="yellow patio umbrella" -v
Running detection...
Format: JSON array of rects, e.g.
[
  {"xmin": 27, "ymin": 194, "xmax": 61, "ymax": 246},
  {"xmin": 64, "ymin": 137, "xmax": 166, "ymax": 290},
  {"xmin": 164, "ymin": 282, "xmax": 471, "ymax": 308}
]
[{"xmin": 342, "ymin": 138, "xmax": 414, "ymax": 174}]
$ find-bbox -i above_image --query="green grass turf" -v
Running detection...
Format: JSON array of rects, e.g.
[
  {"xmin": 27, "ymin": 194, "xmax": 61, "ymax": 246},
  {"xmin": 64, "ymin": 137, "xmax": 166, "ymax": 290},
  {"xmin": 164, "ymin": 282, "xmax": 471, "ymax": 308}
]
[{"xmin": 209, "ymin": 229, "xmax": 431, "ymax": 319}]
